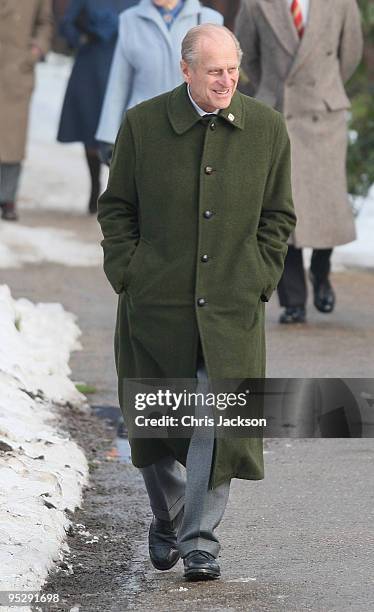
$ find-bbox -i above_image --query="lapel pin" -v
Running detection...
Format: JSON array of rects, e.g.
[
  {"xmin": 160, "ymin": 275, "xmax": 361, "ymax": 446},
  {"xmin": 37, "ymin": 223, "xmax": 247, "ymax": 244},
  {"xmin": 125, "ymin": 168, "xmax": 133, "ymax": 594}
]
[{"xmin": 228, "ymin": 113, "xmax": 235, "ymax": 122}]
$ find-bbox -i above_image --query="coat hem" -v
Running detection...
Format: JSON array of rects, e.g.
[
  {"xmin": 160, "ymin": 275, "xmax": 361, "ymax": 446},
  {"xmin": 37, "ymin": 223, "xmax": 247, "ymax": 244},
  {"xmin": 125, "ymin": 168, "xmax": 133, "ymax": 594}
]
[{"xmin": 210, "ymin": 471, "xmax": 264, "ymax": 490}]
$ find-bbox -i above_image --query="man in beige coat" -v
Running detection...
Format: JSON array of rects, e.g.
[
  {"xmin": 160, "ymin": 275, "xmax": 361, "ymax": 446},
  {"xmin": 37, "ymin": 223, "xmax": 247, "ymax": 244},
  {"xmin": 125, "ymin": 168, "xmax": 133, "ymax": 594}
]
[
  {"xmin": 236, "ymin": 0, "xmax": 363, "ymax": 323},
  {"xmin": 0, "ymin": 0, "xmax": 53, "ymax": 221}
]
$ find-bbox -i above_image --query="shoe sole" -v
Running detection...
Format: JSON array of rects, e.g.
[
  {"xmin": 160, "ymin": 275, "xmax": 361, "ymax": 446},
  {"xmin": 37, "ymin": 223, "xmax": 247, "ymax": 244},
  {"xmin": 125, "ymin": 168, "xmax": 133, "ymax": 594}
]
[
  {"xmin": 149, "ymin": 551, "xmax": 180, "ymax": 571},
  {"xmin": 279, "ymin": 318, "xmax": 306, "ymax": 324},
  {"xmin": 184, "ymin": 568, "xmax": 220, "ymax": 581},
  {"xmin": 314, "ymin": 301, "xmax": 334, "ymax": 314}
]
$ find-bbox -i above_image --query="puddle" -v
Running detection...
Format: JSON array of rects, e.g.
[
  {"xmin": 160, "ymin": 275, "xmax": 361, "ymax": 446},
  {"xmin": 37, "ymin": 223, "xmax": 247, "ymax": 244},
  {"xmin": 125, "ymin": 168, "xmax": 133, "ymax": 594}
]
[{"xmin": 91, "ymin": 404, "xmax": 132, "ymax": 463}]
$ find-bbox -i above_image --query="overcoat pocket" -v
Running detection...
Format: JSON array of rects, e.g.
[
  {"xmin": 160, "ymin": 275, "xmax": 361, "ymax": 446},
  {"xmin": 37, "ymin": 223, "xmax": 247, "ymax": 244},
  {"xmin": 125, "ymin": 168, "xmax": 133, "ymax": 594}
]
[{"xmin": 123, "ymin": 238, "xmax": 149, "ymax": 294}]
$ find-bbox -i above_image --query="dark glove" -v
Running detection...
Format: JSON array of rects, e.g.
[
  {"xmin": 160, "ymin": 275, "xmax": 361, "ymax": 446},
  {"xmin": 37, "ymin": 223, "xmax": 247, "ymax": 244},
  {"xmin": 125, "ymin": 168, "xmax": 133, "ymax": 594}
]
[{"xmin": 98, "ymin": 141, "xmax": 114, "ymax": 166}]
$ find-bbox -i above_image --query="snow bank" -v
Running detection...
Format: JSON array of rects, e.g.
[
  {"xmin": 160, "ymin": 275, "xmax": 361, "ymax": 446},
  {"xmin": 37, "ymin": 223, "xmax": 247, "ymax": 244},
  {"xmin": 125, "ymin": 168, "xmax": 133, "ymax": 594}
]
[
  {"xmin": 0, "ymin": 285, "xmax": 89, "ymax": 597},
  {"xmin": 21, "ymin": 53, "xmax": 108, "ymax": 215}
]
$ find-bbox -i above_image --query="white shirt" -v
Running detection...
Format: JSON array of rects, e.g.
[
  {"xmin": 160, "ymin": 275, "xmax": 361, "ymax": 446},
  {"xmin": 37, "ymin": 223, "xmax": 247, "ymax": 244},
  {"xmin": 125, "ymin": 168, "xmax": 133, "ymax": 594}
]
[
  {"xmin": 287, "ymin": 0, "xmax": 309, "ymax": 24},
  {"xmin": 187, "ymin": 85, "xmax": 219, "ymax": 116}
]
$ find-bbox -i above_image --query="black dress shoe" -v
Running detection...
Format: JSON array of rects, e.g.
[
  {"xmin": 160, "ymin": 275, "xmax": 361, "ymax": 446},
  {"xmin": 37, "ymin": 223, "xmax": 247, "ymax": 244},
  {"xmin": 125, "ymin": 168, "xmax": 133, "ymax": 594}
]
[
  {"xmin": 148, "ymin": 511, "xmax": 182, "ymax": 571},
  {"xmin": 0, "ymin": 201, "xmax": 18, "ymax": 221},
  {"xmin": 279, "ymin": 306, "xmax": 306, "ymax": 324},
  {"xmin": 183, "ymin": 550, "xmax": 220, "ymax": 581},
  {"xmin": 309, "ymin": 271, "xmax": 335, "ymax": 313}
]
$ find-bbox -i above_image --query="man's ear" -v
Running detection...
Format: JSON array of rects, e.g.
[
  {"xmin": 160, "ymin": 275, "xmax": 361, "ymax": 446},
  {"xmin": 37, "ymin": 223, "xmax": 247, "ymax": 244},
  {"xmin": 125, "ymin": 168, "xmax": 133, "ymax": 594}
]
[{"xmin": 180, "ymin": 59, "xmax": 191, "ymax": 84}]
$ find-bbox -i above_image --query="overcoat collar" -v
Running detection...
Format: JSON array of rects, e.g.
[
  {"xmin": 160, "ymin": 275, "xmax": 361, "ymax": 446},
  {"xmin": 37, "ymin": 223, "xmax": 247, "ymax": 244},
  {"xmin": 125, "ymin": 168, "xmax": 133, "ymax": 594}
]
[
  {"xmin": 259, "ymin": 0, "xmax": 327, "ymax": 77},
  {"xmin": 168, "ymin": 84, "xmax": 245, "ymax": 134},
  {"xmin": 135, "ymin": 0, "xmax": 203, "ymax": 51},
  {"xmin": 288, "ymin": 0, "xmax": 327, "ymax": 78},
  {"xmin": 136, "ymin": 0, "xmax": 203, "ymax": 22},
  {"xmin": 258, "ymin": 0, "xmax": 300, "ymax": 57}
]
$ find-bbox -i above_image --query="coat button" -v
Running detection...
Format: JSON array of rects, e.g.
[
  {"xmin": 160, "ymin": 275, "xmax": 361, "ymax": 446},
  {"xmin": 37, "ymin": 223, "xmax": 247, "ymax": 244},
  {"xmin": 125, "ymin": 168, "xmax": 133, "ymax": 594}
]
[
  {"xmin": 201, "ymin": 254, "xmax": 209, "ymax": 263},
  {"xmin": 203, "ymin": 210, "xmax": 213, "ymax": 219},
  {"xmin": 312, "ymin": 115, "xmax": 319, "ymax": 122},
  {"xmin": 205, "ymin": 166, "xmax": 214, "ymax": 175},
  {"xmin": 210, "ymin": 122, "xmax": 216, "ymax": 131},
  {"xmin": 197, "ymin": 298, "xmax": 206, "ymax": 307}
]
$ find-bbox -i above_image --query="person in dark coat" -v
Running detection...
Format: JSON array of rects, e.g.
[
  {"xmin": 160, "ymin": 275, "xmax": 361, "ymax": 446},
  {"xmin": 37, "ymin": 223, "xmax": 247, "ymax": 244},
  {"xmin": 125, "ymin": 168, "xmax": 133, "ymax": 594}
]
[
  {"xmin": 98, "ymin": 24, "xmax": 296, "ymax": 581},
  {"xmin": 57, "ymin": 0, "xmax": 138, "ymax": 213}
]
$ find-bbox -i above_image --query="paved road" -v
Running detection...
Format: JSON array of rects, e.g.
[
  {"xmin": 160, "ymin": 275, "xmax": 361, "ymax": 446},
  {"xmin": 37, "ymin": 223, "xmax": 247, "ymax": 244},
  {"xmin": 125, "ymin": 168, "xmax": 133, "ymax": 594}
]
[{"xmin": 2, "ymin": 209, "xmax": 374, "ymax": 611}]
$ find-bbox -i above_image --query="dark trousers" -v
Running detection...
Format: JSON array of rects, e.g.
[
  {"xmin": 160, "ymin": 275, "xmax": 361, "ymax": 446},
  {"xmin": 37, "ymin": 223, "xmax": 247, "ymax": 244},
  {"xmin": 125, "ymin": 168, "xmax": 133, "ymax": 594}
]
[
  {"xmin": 277, "ymin": 246, "xmax": 333, "ymax": 308},
  {"xmin": 0, "ymin": 162, "xmax": 22, "ymax": 203}
]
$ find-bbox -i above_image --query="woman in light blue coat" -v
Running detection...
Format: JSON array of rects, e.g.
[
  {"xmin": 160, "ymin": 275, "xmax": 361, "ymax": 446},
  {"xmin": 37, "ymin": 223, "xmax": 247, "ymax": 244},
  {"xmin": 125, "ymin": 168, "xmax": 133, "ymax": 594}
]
[{"xmin": 96, "ymin": 0, "xmax": 223, "ymax": 146}]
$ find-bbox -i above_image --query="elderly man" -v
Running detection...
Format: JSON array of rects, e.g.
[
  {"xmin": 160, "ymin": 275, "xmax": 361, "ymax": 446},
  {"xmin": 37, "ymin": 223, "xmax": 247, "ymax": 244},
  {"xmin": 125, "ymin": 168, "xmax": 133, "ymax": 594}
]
[
  {"xmin": 98, "ymin": 24, "xmax": 296, "ymax": 580},
  {"xmin": 236, "ymin": 0, "xmax": 363, "ymax": 324},
  {"xmin": 0, "ymin": 0, "xmax": 53, "ymax": 221}
]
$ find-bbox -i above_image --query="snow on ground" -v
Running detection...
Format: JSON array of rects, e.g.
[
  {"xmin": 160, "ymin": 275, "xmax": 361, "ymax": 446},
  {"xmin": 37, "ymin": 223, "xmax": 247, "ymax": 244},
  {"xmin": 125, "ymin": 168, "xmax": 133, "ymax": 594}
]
[
  {"xmin": 20, "ymin": 54, "xmax": 101, "ymax": 216},
  {"xmin": 0, "ymin": 285, "xmax": 89, "ymax": 599},
  {"xmin": 333, "ymin": 190, "xmax": 374, "ymax": 269},
  {"xmin": 17, "ymin": 53, "xmax": 374, "ymax": 271},
  {"xmin": 0, "ymin": 224, "xmax": 101, "ymax": 268},
  {"xmin": 20, "ymin": 53, "xmax": 108, "ymax": 215}
]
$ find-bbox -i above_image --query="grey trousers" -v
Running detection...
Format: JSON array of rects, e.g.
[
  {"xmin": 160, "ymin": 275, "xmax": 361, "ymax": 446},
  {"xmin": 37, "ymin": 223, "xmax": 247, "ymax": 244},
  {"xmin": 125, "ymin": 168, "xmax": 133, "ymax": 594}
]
[
  {"xmin": 0, "ymin": 163, "xmax": 22, "ymax": 203},
  {"xmin": 140, "ymin": 365, "xmax": 231, "ymax": 558}
]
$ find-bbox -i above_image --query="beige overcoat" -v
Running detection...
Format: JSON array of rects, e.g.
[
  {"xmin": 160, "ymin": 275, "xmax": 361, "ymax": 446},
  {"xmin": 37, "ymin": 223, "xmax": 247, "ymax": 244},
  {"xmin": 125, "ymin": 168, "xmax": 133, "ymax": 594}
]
[
  {"xmin": 236, "ymin": 0, "xmax": 363, "ymax": 248},
  {"xmin": 0, "ymin": 0, "xmax": 53, "ymax": 162}
]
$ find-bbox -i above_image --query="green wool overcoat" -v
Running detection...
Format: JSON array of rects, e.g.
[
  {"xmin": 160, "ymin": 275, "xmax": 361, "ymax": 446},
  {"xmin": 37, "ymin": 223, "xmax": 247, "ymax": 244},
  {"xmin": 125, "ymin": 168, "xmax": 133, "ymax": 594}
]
[{"xmin": 98, "ymin": 83, "xmax": 296, "ymax": 488}]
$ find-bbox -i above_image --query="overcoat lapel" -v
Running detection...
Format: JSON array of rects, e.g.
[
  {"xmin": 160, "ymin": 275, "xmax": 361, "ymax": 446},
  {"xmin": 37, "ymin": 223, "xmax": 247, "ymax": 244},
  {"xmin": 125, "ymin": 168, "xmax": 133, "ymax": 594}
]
[
  {"xmin": 288, "ymin": 0, "xmax": 326, "ymax": 77},
  {"xmin": 258, "ymin": 0, "xmax": 299, "ymax": 57}
]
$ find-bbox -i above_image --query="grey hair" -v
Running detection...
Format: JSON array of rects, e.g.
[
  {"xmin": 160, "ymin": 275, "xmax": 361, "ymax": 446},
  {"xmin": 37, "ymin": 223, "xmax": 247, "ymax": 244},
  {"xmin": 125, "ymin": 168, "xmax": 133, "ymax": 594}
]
[{"xmin": 181, "ymin": 24, "xmax": 243, "ymax": 66}]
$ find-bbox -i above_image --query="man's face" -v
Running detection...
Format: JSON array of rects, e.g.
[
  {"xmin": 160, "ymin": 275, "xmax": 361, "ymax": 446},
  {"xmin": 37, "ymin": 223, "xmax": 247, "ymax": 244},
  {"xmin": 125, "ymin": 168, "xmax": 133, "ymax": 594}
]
[{"xmin": 181, "ymin": 34, "xmax": 240, "ymax": 113}]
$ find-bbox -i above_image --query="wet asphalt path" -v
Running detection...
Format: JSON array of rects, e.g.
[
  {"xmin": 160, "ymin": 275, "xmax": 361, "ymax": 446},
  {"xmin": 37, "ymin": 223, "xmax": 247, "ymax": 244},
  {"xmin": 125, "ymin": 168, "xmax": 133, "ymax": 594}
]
[{"xmin": 1, "ymin": 209, "xmax": 374, "ymax": 611}]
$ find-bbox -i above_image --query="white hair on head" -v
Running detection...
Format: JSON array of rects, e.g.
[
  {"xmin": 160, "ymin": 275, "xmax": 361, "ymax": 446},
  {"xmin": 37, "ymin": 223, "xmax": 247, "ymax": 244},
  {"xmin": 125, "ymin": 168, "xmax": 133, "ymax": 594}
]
[{"xmin": 181, "ymin": 24, "xmax": 243, "ymax": 66}]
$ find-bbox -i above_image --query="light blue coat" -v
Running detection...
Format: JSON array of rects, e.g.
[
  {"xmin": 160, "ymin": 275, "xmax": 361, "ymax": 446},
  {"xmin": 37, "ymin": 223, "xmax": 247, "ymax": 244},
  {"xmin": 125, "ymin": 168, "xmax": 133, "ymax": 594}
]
[{"xmin": 95, "ymin": 0, "xmax": 223, "ymax": 143}]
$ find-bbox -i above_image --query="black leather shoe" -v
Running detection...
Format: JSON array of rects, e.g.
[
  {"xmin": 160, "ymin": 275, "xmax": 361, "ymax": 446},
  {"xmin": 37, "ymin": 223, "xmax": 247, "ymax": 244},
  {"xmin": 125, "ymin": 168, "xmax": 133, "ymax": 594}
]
[
  {"xmin": 279, "ymin": 306, "xmax": 306, "ymax": 324},
  {"xmin": 148, "ymin": 511, "xmax": 182, "ymax": 571},
  {"xmin": 183, "ymin": 550, "xmax": 220, "ymax": 581},
  {"xmin": 309, "ymin": 271, "xmax": 335, "ymax": 313},
  {"xmin": 0, "ymin": 201, "xmax": 18, "ymax": 221}
]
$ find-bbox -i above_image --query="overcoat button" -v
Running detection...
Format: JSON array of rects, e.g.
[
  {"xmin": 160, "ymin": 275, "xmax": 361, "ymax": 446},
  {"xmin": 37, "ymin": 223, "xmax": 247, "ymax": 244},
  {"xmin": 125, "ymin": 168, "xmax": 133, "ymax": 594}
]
[
  {"xmin": 201, "ymin": 254, "xmax": 209, "ymax": 262},
  {"xmin": 205, "ymin": 166, "xmax": 214, "ymax": 175},
  {"xmin": 312, "ymin": 115, "xmax": 319, "ymax": 122},
  {"xmin": 197, "ymin": 298, "xmax": 206, "ymax": 307},
  {"xmin": 210, "ymin": 123, "xmax": 216, "ymax": 131},
  {"xmin": 203, "ymin": 210, "xmax": 213, "ymax": 219}
]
